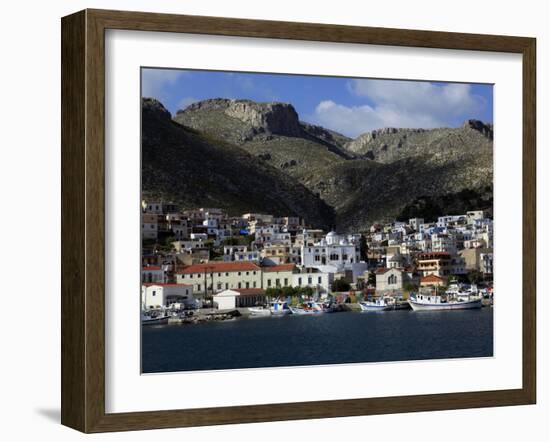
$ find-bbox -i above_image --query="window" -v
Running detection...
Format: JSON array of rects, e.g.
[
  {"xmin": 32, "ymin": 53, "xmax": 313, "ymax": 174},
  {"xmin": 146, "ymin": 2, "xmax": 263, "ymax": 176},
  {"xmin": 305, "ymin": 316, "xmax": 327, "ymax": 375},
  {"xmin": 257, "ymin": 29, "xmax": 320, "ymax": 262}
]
[
  {"xmin": 308, "ymin": 277, "xmax": 312, "ymax": 285},
  {"xmin": 238, "ymin": 282, "xmax": 242, "ymax": 289},
  {"xmin": 226, "ymin": 272, "xmax": 229, "ymax": 276},
  {"xmin": 318, "ymin": 277, "xmax": 322, "ymax": 284},
  {"xmin": 276, "ymin": 278, "xmax": 281, "ymax": 287},
  {"xmin": 253, "ymin": 281, "xmax": 257, "ymax": 288},
  {"xmin": 152, "ymin": 291, "xmax": 156, "ymax": 297},
  {"xmin": 189, "ymin": 274, "xmax": 193, "ymax": 279},
  {"xmin": 197, "ymin": 284, "xmax": 201, "ymax": 291},
  {"xmin": 246, "ymin": 282, "xmax": 250, "ymax": 288},
  {"xmin": 217, "ymin": 282, "xmax": 222, "ymax": 290},
  {"xmin": 267, "ymin": 279, "xmax": 272, "ymax": 287},
  {"xmin": 225, "ymin": 283, "xmax": 229, "ymax": 289},
  {"xmin": 218, "ymin": 273, "xmax": 221, "ymax": 277},
  {"xmin": 314, "ymin": 255, "xmax": 320, "ymax": 262},
  {"xmin": 238, "ymin": 272, "xmax": 241, "ymax": 276},
  {"xmin": 246, "ymin": 271, "xmax": 249, "ymax": 275},
  {"xmin": 298, "ymin": 277, "xmax": 302, "ymax": 286}
]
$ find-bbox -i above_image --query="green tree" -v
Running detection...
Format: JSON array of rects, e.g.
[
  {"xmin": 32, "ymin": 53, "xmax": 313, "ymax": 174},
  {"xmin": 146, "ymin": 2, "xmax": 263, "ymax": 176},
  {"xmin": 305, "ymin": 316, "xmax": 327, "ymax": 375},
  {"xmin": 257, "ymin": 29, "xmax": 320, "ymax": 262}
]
[
  {"xmin": 332, "ymin": 279, "xmax": 351, "ymax": 292},
  {"xmin": 467, "ymin": 270, "xmax": 484, "ymax": 284}
]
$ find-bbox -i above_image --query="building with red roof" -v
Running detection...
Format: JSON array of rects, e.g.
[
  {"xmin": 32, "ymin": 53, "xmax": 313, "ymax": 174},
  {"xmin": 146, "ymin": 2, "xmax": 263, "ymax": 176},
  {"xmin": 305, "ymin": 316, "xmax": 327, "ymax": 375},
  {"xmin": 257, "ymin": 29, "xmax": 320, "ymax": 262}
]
[{"xmin": 176, "ymin": 261, "xmax": 262, "ymax": 295}]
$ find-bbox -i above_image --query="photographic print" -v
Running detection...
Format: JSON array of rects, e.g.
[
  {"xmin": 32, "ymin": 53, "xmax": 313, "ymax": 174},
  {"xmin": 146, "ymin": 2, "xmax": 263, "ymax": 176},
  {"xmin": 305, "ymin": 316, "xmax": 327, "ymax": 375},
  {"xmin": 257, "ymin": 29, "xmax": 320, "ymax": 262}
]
[{"xmin": 140, "ymin": 68, "xmax": 494, "ymax": 374}]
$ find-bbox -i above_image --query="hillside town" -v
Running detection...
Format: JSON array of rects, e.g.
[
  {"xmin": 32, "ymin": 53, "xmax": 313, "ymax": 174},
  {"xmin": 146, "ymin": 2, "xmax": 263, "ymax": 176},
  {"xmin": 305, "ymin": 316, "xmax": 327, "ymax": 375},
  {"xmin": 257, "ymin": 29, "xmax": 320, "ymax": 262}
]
[{"xmin": 141, "ymin": 200, "xmax": 494, "ymax": 319}]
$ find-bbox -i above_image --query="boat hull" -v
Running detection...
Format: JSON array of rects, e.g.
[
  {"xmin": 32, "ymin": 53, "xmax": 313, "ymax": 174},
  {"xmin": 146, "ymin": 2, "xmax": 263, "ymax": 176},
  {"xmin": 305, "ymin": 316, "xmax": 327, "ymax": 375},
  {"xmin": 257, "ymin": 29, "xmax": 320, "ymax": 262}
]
[
  {"xmin": 359, "ymin": 302, "xmax": 392, "ymax": 311},
  {"xmin": 408, "ymin": 298, "xmax": 482, "ymax": 311},
  {"xmin": 248, "ymin": 308, "xmax": 271, "ymax": 316},
  {"xmin": 288, "ymin": 307, "xmax": 323, "ymax": 315},
  {"xmin": 141, "ymin": 316, "xmax": 170, "ymax": 325}
]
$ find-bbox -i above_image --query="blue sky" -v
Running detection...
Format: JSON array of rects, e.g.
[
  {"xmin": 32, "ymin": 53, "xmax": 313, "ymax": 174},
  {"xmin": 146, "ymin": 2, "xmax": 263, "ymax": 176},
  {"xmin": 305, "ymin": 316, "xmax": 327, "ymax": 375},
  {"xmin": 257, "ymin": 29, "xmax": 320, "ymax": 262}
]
[{"xmin": 142, "ymin": 68, "xmax": 493, "ymax": 138}]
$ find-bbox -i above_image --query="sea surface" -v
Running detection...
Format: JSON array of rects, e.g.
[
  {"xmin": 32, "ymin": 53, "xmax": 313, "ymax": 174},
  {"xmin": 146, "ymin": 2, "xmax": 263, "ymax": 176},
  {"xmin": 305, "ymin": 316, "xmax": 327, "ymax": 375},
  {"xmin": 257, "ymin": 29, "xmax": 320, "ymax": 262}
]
[{"xmin": 141, "ymin": 307, "xmax": 493, "ymax": 373}]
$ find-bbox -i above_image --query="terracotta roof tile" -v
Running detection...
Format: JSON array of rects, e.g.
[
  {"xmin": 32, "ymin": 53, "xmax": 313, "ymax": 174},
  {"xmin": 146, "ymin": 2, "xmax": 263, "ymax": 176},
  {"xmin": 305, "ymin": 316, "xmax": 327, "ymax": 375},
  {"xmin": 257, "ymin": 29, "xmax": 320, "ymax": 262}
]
[{"xmin": 179, "ymin": 262, "xmax": 260, "ymax": 274}]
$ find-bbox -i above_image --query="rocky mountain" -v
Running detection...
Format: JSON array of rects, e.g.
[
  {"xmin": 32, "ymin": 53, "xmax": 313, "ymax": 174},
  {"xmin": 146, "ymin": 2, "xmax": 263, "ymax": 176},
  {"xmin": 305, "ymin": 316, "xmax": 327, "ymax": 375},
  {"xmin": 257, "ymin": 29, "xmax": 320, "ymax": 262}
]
[
  {"xmin": 141, "ymin": 98, "xmax": 335, "ymax": 229},
  {"xmin": 144, "ymin": 97, "xmax": 493, "ymax": 232},
  {"xmin": 174, "ymin": 99, "xmax": 352, "ymax": 181},
  {"xmin": 344, "ymin": 120, "xmax": 493, "ymax": 162}
]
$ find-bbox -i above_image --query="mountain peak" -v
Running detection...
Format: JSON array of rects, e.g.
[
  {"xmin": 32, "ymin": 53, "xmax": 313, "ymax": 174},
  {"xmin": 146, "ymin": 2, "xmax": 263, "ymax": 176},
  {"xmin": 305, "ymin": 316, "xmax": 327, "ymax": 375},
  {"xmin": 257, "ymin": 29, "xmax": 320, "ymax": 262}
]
[
  {"xmin": 463, "ymin": 119, "xmax": 493, "ymax": 139},
  {"xmin": 177, "ymin": 98, "xmax": 302, "ymax": 138},
  {"xmin": 142, "ymin": 97, "xmax": 172, "ymax": 122}
]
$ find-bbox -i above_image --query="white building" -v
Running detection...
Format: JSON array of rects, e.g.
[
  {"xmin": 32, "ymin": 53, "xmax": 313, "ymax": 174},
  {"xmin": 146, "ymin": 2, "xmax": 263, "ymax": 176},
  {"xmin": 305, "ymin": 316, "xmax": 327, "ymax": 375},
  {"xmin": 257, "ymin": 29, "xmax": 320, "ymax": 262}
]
[
  {"xmin": 301, "ymin": 232, "xmax": 360, "ymax": 272},
  {"xmin": 292, "ymin": 270, "xmax": 331, "ymax": 294},
  {"xmin": 213, "ymin": 288, "xmax": 267, "ymax": 310},
  {"xmin": 141, "ymin": 283, "xmax": 194, "ymax": 310}
]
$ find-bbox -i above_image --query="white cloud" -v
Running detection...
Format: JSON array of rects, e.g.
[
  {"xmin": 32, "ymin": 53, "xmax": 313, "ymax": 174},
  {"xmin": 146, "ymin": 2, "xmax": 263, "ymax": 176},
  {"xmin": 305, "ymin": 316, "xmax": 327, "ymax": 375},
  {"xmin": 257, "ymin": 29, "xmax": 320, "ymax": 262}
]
[
  {"xmin": 141, "ymin": 69, "xmax": 188, "ymax": 101},
  {"xmin": 312, "ymin": 80, "xmax": 487, "ymax": 138}
]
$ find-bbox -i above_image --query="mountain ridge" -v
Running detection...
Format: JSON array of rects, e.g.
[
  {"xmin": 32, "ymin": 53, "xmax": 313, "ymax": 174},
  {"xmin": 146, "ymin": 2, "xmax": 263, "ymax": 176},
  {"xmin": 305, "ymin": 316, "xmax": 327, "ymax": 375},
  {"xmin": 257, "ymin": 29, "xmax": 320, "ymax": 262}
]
[{"xmin": 144, "ymin": 97, "xmax": 493, "ymax": 231}]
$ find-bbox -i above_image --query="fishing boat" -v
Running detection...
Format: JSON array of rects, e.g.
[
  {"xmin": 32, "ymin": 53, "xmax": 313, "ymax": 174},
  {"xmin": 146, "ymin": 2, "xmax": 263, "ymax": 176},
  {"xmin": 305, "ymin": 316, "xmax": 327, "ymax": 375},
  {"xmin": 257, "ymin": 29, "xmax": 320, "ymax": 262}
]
[
  {"xmin": 289, "ymin": 301, "xmax": 324, "ymax": 315},
  {"xmin": 408, "ymin": 292, "xmax": 482, "ymax": 311},
  {"xmin": 141, "ymin": 312, "xmax": 170, "ymax": 325},
  {"xmin": 269, "ymin": 300, "xmax": 291, "ymax": 315},
  {"xmin": 248, "ymin": 306, "xmax": 272, "ymax": 317},
  {"xmin": 359, "ymin": 299, "xmax": 392, "ymax": 311}
]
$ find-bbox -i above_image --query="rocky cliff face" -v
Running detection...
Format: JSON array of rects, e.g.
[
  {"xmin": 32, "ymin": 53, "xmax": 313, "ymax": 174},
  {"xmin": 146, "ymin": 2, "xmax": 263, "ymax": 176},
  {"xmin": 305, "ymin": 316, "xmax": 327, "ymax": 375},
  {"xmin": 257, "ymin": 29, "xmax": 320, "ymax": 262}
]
[
  {"xmin": 343, "ymin": 121, "xmax": 493, "ymax": 164},
  {"xmin": 224, "ymin": 100, "xmax": 302, "ymax": 137},
  {"xmin": 177, "ymin": 98, "xmax": 303, "ymax": 140}
]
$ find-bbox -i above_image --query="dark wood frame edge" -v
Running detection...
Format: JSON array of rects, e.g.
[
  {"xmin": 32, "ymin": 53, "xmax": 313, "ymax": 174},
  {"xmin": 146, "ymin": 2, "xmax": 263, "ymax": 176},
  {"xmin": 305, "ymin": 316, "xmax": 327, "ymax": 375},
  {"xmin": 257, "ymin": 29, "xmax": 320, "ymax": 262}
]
[{"xmin": 61, "ymin": 8, "xmax": 536, "ymax": 433}]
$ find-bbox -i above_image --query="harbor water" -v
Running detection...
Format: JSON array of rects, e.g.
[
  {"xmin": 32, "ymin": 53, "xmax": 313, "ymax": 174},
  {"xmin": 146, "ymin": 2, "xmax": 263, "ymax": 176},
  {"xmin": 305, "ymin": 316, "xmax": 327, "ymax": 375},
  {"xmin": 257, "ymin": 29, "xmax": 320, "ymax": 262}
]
[{"xmin": 142, "ymin": 308, "xmax": 493, "ymax": 373}]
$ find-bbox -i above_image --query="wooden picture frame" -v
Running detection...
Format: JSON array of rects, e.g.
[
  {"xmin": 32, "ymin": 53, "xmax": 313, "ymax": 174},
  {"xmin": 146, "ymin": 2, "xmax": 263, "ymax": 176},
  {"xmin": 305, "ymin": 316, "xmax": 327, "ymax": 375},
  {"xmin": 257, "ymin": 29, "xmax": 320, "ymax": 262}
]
[{"xmin": 61, "ymin": 8, "xmax": 536, "ymax": 433}]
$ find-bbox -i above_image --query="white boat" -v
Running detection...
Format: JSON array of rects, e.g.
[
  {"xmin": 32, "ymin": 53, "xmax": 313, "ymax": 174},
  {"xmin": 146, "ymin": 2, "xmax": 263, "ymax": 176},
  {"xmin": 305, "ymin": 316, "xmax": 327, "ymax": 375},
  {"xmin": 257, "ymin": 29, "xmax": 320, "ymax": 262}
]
[
  {"xmin": 289, "ymin": 301, "xmax": 324, "ymax": 315},
  {"xmin": 141, "ymin": 312, "xmax": 170, "ymax": 325},
  {"xmin": 408, "ymin": 293, "xmax": 482, "ymax": 311},
  {"xmin": 269, "ymin": 300, "xmax": 291, "ymax": 315},
  {"xmin": 359, "ymin": 299, "xmax": 392, "ymax": 311},
  {"xmin": 248, "ymin": 306, "xmax": 272, "ymax": 316}
]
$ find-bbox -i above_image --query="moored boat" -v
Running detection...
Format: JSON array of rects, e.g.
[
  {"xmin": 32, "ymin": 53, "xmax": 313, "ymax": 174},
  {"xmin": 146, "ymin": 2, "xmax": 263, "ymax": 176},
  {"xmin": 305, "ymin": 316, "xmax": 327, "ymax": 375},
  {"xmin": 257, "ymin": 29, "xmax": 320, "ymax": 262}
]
[
  {"xmin": 141, "ymin": 312, "xmax": 170, "ymax": 325},
  {"xmin": 269, "ymin": 300, "xmax": 291, "ymax": 315},
  {"xmin": 408, "ymin": 292, "xmax": 482, "ymax": 311},
  {"xmin": 359, "ymin": 299, "xmax": 392, "ymax": 311},
  {"xmin": 289, "ymin": 301, "xmax": 324, "ymax": 315},
  {"xmin": 248, "ymin": 306, "xmax": 272, "ymax": 316}
]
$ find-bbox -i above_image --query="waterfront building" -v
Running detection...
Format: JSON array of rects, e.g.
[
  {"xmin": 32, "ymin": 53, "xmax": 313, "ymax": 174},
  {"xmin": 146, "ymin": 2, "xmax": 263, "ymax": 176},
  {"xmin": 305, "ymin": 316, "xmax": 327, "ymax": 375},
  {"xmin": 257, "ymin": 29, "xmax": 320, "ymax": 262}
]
[
  {"xmin": 420, "ymin": 274, "xmax": 446, "ymax": 287},
  {"xmin": 375, "ymin": 267, "xmax": 404, "ymax": 292},
  {"xmin": 292, "ymin": 268, "xmax": 331, "ymax": 294},
  {"xmin": 213, "ymin": 288, "xmax": 266, "ymax": 310},
  {"xmin": 262, "ymin": 264, "xmax": 296, "ymax": 289},
  {"xmin": 141, "ymin": 283, "xmax": 194, "ymax": 310},
  {"xmin": 416, "ymin": 252, "xmax": 453, "ymax": 277},
  {"xmin": 176, "ymin": 261, "xmax": 261, "ymax": 295}
]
